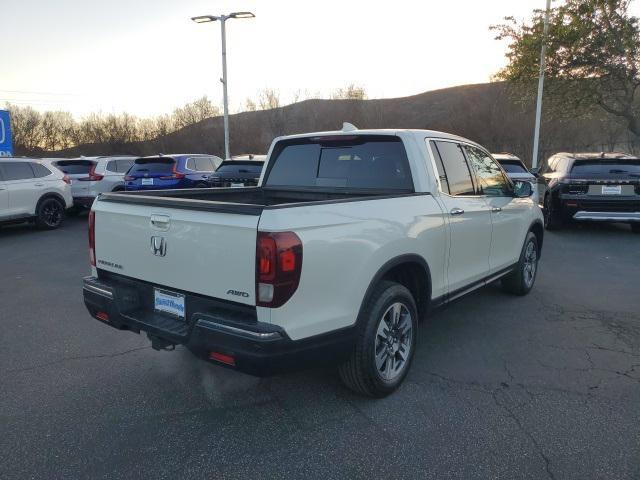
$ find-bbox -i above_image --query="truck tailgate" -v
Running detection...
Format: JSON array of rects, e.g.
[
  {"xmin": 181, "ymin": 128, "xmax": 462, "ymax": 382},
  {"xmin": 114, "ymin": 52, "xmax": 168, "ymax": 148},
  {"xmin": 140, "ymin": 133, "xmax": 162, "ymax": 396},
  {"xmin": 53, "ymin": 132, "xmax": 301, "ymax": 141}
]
[{"xmin": 93, "ymin": 200, "xmax": 258, "ymax": 306}]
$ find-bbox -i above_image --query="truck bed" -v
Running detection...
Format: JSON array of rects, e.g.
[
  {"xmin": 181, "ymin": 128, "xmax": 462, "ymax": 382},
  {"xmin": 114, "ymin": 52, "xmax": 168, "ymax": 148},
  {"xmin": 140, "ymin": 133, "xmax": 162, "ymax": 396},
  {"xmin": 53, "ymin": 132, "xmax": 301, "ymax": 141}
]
[{"xmin": 98, "ymin": 187, "xmax": 411, "ymax": 215}]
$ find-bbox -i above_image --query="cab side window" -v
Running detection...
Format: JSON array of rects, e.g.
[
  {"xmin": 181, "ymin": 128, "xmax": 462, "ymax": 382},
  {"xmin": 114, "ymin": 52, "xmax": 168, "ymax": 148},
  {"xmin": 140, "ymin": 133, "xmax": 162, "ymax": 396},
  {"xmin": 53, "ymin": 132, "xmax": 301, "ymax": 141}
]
[
  {"xmin": 432, "ymin": 141, "xmax": 475, "ymax": 196},
  {"xmin": 464, "ymin": 146, "xmax": 511, "ymax": 197}
]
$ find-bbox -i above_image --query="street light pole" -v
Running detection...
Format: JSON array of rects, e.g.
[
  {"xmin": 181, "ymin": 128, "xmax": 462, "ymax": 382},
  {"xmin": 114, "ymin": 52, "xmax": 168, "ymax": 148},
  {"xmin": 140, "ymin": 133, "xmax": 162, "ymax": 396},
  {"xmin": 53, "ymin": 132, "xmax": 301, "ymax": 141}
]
[
  {"xmin": 531, "ymin": 0, "xmax": 552, "ymax": 169},
  {"xmin": 191, "ymin": 12, "xmax": 255, "ymax": 160},
  {"xmin": 220, "ymin": 17, "xmax": 230, "ymax": 159}
]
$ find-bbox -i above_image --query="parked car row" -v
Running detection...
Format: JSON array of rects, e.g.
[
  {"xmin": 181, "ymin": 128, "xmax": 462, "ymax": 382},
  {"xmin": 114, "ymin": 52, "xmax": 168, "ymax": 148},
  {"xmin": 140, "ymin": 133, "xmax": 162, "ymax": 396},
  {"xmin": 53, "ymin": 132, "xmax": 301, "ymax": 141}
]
[{"xmin": 2, "ymin": 145, "xmax": 639, "ymax": 234}]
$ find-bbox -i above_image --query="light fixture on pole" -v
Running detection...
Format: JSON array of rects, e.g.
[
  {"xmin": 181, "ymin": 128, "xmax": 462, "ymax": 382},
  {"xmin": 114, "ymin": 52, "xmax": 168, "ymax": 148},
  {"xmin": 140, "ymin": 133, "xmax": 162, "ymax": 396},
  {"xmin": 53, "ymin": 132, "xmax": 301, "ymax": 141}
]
[
  {"xmin": 531, "ymin": 0, "xmax": 552, "ymax": 169},
  {"xmin": 191, "ymin": 11, "xmax": 255, "ymax": 159}
]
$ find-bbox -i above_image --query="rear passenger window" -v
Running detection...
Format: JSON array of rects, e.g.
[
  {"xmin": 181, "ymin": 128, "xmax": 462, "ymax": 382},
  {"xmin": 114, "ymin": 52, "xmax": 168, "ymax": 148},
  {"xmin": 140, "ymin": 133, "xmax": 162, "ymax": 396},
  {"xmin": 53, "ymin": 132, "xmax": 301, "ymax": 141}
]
[
  {"xmin": 433, "ymin": 141, "xmax": 475, "ymax": 196},
  {"xmin": 31, "ymin": 163, "xmax": 52, "ymax": 178},
  {"xmin": 117, "ymin": 160, "xmax": 134, "ymax": 173},
  {"xmin": 1, "ymin": 162, "xmax": 35, "ymax": 181},
  {"xmin": 195, "ymin": 158, "xmax": 215, "ymax": 171}
]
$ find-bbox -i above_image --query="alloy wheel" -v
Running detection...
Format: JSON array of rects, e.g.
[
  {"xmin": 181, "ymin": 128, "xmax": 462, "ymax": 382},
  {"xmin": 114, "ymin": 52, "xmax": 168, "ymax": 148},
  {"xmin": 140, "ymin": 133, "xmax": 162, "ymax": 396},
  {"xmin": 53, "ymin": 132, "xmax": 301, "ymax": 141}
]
[
  {"xmin": 42, "ymin": 200, "xmax": 62, "ymax": 227},
  {"xmin": 374, "ymin": 302, "xmax": 413, "ymax": 381},
  {"xmin": 523, "ymin": 240, "xmax": 537, "ymax": 288}
]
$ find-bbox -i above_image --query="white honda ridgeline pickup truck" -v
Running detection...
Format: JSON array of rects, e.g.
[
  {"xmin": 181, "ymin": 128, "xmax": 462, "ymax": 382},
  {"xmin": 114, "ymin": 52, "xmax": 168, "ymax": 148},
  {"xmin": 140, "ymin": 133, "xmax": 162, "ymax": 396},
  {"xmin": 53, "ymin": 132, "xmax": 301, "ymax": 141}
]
[{"xmin": 83, "ymin": 126, "xmax": 544, "ymax": 397}]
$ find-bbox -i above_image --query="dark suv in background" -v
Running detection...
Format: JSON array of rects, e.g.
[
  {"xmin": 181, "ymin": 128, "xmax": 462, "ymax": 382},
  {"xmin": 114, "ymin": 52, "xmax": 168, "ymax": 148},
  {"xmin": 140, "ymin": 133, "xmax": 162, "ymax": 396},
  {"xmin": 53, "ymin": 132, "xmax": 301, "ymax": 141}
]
[
  {"xmin": 207, "ymin": 156, "xmax": 265, "ymax": 188},
  {"xmin": 541, "ymin": 152, "xmax": 640, "ymax": 232}
]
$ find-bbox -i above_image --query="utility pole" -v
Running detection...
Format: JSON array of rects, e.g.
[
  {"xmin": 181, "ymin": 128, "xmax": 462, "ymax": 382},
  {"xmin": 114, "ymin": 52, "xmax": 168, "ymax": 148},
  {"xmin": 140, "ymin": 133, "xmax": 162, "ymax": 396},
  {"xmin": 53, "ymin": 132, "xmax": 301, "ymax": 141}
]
[{"xmin": 531, "ymin": 0, "xmax": 552, "ymax": 169}]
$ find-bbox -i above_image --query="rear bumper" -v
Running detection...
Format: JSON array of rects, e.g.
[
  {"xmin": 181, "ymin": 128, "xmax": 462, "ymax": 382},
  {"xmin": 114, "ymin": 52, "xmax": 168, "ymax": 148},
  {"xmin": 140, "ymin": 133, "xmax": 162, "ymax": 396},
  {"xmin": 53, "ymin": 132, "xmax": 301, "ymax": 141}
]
[
  {"xmin": 573, "ymin": 211, "xmax": 640, "ymax": 222},
  {"xmin": 82, "ymin": 275, "xmax": 354, "ymax": 376},
  {"xmin": 558, "ymin": 194, "xmax": 640, "ymax": 222}
]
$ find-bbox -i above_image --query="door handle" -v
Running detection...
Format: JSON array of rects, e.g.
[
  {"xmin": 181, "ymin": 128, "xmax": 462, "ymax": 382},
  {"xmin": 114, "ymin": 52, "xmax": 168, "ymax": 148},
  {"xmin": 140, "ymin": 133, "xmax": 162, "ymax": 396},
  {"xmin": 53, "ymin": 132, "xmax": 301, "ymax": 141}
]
[
  {"xmin": 450, "ymin": 208, "xmax": 465, "ymax": 216},
  {"xmin": 491, "ymin": 207, "xmax": 502, "ymax": 213},
  {"xmin": 34, "ymin": 183, "xmax": 45, "ymax": 187}
]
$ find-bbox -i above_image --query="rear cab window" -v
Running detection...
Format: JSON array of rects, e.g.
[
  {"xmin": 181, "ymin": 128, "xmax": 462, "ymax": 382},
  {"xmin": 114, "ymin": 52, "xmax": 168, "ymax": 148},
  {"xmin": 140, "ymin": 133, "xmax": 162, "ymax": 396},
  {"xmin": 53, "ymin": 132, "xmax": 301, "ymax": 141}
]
[{"xmin": 265, "ymin": 135, "xmax": 414, "ymax": 191}]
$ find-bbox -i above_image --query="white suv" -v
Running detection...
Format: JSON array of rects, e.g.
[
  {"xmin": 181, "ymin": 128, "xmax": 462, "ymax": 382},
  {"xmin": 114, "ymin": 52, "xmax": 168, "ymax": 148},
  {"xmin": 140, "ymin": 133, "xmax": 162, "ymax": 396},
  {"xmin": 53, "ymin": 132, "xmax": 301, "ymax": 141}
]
[
  {"xmin": 48, "ymin": 156, "xmax": 135, "ymax": 209},
  {"xmin": 0, "ymin": 158, "xmax": 73, "ymax": 229}
]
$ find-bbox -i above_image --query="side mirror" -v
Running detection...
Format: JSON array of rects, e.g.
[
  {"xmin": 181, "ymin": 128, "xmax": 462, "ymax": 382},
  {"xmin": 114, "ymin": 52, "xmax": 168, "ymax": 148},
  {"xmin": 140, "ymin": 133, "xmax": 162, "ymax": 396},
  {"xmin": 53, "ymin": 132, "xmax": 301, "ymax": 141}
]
[
  {"xmin": 514, "ymin": 180, "xmax": 533, "ymax": 198},
  {"xmin": 529, "ymin": 167, "xmax": 540, "ymax": 177}
]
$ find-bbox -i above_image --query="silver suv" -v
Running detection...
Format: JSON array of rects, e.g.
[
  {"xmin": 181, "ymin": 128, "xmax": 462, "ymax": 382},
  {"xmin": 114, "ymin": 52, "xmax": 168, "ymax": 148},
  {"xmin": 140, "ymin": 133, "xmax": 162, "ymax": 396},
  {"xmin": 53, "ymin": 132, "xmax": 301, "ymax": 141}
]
[{"xmin": 48, "ymin": 156, "xmax": 135, "ymax": 209}]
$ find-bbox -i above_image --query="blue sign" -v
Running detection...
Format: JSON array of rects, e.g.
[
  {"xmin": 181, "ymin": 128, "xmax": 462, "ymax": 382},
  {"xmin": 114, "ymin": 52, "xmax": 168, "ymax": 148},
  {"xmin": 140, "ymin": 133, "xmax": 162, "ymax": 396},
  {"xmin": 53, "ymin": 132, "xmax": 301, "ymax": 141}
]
[{"xmin": 0, "ymin": 110, "xmax": 14, "ymax": 157}]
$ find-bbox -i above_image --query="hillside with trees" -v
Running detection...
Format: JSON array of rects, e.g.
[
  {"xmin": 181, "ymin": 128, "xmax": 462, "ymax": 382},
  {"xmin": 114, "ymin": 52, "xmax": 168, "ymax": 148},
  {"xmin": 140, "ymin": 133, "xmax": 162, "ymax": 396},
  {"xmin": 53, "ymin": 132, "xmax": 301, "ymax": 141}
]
[{"xmin": 7, "ymin": 81, "xmax": 637, "ymax": 166}]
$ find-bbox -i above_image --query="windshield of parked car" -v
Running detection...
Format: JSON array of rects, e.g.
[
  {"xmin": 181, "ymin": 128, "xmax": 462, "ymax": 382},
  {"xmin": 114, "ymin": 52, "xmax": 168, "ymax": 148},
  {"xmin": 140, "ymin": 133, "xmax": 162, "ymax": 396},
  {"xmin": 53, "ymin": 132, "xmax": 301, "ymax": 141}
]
[
  {"xmin": 571, "ymin": 160, "xmax": 640, "ymax": 176},
  {"xmin": 53, "ymin": 160, "xmax": 95, "ymax": 174},
  {"xmin": 215, "ymin": 162, "xmax": 264, "ymax": 175},
  {"xmin": 499, "ymin": 160, "xmax": 529, "ymax": 174},
  {"xmin": 129, "ymin": 159, "xmax": 175, "ymax": 175},
  {"xmin": 265, "ymin": 135, "xmax": 413, "ymax": 191}
]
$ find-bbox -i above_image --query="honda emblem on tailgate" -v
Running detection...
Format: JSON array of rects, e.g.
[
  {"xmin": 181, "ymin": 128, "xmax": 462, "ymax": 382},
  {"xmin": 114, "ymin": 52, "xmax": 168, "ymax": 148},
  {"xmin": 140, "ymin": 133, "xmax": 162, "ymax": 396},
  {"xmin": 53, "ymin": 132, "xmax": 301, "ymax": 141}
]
[{"xmin": 150, "ymin": 236, "xmax": 167, "ymax": 257}]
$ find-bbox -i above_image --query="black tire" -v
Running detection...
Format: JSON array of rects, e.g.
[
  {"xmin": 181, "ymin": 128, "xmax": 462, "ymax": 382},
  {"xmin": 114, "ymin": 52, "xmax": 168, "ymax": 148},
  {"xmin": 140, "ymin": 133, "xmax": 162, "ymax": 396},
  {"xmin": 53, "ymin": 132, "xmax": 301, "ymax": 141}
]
[
  {"xmin": 631, "ymin": 223, "xmax": 640, "ymax": 233},
  {"xmin": 112, "ymin": 186, "xmax": 125, "ymax": 192},
  {"xmin": 502, "ymin": 232, "xmax": 539, "ymax": 296},
  {"xmin": 195, "ymin": 182, "xmax": 208, "ymax": 188},
  {"xmin": 338, "ymin": 281, "xmax": 418, "ymax": 398},
  {"xmin": 543, "ymin": 194, "xmax": 563, "ymax": 230},
  {"xmin": 35, "ymin": 197, "xmax": 65, "ymax": 230}
]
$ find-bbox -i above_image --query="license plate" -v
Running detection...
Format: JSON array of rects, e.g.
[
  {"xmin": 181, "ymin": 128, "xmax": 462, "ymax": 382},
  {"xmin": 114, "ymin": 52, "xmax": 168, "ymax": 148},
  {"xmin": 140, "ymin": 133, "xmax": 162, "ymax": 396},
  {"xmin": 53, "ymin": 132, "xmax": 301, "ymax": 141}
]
[
  {"xmin": 230, "ymin": 182, "xmax": 245, "ymax": 188},
  {"xmin": 154, "ymin": 288, "xmax": 185, "ymax": 319},
  {"xmin": 602, "ymin": 185, "xmax": 622, "ymax": 195},
  {"xmin": 142, "ymin": 178, "xmax": 154, "ymax": 186}
]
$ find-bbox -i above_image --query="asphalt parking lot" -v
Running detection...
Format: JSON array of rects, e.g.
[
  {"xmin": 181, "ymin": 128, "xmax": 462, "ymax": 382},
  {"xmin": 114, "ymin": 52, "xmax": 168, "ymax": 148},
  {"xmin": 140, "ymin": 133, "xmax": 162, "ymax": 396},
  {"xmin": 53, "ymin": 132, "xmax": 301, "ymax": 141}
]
[{"xmin": 1, "ymin": 215, "xmax": 639, "ymax": 479}]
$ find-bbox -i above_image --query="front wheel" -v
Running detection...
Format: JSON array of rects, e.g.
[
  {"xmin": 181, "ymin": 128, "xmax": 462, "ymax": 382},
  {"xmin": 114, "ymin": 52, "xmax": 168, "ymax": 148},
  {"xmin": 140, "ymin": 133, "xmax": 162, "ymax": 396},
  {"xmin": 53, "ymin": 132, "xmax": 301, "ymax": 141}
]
[
  {"xmin": 502, "ymin": 232, "xmax": 539, "ymax": 296},
  {"xmin": 35, "ymin": 197, "xmax": 65, "ymax": 230},
  {"xmin": 338, "ymin": 281, "xmax": 418, "ymax": 397}
]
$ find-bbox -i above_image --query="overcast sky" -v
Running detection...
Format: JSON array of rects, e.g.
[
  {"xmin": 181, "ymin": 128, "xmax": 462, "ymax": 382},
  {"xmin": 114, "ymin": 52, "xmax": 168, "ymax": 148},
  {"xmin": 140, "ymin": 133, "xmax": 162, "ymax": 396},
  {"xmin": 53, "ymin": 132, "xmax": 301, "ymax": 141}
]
[{"xmin": 4, "ymin": 0, "xmax": 639, "ymax": 118}]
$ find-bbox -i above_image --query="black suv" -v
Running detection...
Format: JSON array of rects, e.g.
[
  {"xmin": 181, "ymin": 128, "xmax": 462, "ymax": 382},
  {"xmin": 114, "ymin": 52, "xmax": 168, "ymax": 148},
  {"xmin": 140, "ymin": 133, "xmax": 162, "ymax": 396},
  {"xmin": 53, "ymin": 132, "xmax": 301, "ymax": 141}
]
[
  {"xmin": 541, "ymin": 152, "xmax": 640, "ymax": 232},
  {"xmin": 207, "ymin": 159, "xmax": 265, "ymax": 188}
]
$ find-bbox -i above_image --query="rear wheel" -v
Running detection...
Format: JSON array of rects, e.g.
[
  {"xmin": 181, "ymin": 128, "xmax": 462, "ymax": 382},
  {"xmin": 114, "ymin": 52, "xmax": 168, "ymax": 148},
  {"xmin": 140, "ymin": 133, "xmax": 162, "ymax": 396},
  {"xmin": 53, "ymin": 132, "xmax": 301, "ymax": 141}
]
[
  {"xmin": 543, "ymin": 194, "xmax": 563, "ymax": 230},
  {"xmin": 502, "ymin": 232, "xmax": 539, "ymax": 296},
  {"xmin": 338, "ymin": 281, "xmax": 417, "ymax": 397},
  {"xmin": 35, "ymin": 197, "xmax": 65, "ymax": 230}
]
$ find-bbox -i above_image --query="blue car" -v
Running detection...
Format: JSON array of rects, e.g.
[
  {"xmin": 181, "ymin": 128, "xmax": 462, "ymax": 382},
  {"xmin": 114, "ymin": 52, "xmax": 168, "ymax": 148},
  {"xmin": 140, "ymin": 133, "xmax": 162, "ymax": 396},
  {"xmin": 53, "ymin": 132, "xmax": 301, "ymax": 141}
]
[{"xmin": 124, "ymin": 154, "xmax": 223, "ymax": 191}]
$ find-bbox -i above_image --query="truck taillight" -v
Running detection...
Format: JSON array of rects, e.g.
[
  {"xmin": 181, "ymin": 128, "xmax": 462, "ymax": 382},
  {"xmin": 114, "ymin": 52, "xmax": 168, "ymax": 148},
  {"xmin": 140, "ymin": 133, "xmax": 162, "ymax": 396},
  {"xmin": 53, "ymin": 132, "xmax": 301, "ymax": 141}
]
[
  {"xmin": 62, "ymin": 175, "xmax": 71, "ymax": 185},
  {"xmin": 256, "ymin": 231, "xmax": 302, "ymax": 308},
  {"xmin": 89, "ymin": 210, "xmax": 96, "ymax": 267}
]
